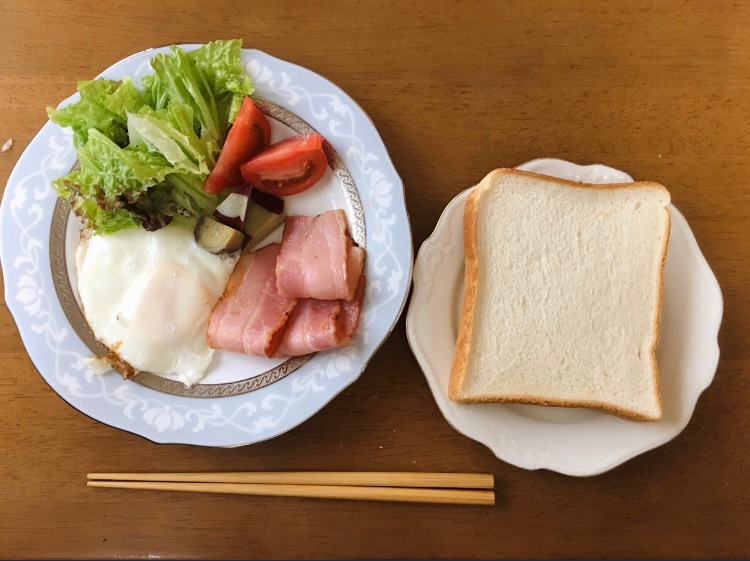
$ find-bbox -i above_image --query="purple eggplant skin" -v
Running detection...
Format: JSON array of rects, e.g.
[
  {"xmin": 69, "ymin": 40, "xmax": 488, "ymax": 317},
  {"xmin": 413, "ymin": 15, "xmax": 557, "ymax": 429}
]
[{"xmin": 250, "ymin": 189, "xmax": 284, "ymax": 215}]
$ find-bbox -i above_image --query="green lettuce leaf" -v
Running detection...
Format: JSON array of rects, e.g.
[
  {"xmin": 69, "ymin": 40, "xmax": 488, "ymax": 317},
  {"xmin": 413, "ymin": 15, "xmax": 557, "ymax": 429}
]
[
  {"xmin": 105, "ymin": 77, "xmax": 143, "ymax": 120},
  {"xmin": 143, "ymin": 40, "xmax": 254, "ymax": 146},
  {"xmin": 190, "ymin": 39, "xmax": 254, "ymax": 129},
  {"xmin": 46, "ymin": 40, "xmax": 254, "ymax": 235},
  {"xmin": 163, "ymin": 101, "xmax": 218, "ymax": 168},
  {"xmin": 52, "ymin": 129, "xmax": 175, "ymax": 235},
  {"xmin": 127, "ymin": 105, "xmax": 210, "ymax": 176},
  {"xmin": 47, "ymin": 80, "xmax": 129, "ymax": 148},
  {"xmin": 140, "ymin": 73, "xmax": 169, "ymax": 110},
  {"xmin": 76, "ymin": 199, "xmax": 140, "ymax": 234},
  {"xmin": 54, "ymin": 177, "xmax": 139, "ymax": 233},
  {"xmin": 73, "ymin": 129, "xmax": 172, "ymax": 203},
  {"xmin": 162, "ymin": 172, "xmax": 220, "ymax": 217},
  {"xmin": 149, "ymin": 46, "xmax": 222, "ymax": 148}
]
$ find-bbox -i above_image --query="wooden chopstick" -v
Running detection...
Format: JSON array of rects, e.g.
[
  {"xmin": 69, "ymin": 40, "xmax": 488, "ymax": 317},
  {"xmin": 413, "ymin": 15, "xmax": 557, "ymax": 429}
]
[
  {"xmin": 87, "ymin": 471, "xmax": 494, "ymax": 490},
  {"xmin": 87, "ymin": 480, "xmax": 495, "ymax": 505}
]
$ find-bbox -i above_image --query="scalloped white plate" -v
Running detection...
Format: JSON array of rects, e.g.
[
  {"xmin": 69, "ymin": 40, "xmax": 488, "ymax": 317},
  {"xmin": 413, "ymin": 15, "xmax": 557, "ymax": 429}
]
[
  {"xmin": 0, "ymin": 45, "xmax": 412, "ymax": 446},
  {"xmin": 406, "ymin": 158, "xmax": 723, "ymax": 476}
]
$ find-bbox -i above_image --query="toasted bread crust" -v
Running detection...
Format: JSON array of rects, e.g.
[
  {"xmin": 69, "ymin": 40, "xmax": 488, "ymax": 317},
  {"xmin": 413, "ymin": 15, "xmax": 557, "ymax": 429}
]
[
  {"xmin": 447, "ymin": 180, "xmax": 483, "ymax": 401},
  {"xmin": 648, "ymin": 206, "xmax": 671, "ymax": 419},
  {"xmin": 447, "ymin": 168, "xmax": 670, "ymax": 421}
]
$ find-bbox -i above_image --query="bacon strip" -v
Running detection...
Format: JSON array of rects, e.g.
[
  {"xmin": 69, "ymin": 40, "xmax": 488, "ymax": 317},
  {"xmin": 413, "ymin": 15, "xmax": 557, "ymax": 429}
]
[
  {"xmin": 208, "ymin": 210, "xmax": 367, "ymax": 359},
  {"xmin": 276, "ymin": 210, "xmax": 365, "ymax": 301},
  {"xmin": 276, "ymin": 276, "xmax": 366, "ymax": 357},
  {"xmin": 207, "ymin": 243, "xmax": 297, "ymax": 358}
]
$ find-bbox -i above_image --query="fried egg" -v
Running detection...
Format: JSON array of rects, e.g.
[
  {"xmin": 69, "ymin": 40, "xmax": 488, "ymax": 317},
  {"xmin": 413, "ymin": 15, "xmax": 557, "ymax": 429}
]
[{"xmin": 76, "ymin": 226, "xmax": 236, "ymax": 386}]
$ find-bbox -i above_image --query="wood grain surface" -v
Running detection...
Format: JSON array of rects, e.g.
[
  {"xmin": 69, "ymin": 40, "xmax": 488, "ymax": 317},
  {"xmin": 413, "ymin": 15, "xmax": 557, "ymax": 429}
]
[{"xmin": 1, "ymin": 0, "xmax": 749, "ymax": 558}]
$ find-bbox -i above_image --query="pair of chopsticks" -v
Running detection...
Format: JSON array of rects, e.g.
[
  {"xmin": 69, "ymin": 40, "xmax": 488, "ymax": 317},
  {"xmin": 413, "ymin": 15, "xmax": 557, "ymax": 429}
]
[{"xmin": 87, "ymin": 472, "xmax": 495, "ymax": 506}]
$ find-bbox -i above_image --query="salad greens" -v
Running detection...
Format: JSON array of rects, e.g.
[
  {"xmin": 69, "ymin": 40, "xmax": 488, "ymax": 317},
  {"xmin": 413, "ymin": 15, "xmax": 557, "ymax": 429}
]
[{"xmin": 47, "ymin": 39, "xmax": 254, "ymax": 234}]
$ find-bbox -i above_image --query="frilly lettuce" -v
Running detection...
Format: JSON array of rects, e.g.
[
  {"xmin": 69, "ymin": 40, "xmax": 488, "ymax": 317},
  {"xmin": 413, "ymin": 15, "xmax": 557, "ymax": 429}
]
[
  {"xmin": 47, "ymin": 39, "xmax": 253, "ymax": 234},
  {"xmin": 47, "ymin": 80, "xmax": 132, "ymax": 149},
  {"xmin": 191, "ymin": 39, "xmax": 254, "ymax": 132}
]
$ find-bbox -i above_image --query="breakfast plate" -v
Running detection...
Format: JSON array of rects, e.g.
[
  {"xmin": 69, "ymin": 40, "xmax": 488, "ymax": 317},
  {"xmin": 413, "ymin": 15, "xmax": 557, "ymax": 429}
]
[
  {"xmin": 406, "ymin": 158, "xmax": 723, "ymax": 476},
  {"xmin": 1, "ymin": 45, "xmax": 412, "ymax": 446}
]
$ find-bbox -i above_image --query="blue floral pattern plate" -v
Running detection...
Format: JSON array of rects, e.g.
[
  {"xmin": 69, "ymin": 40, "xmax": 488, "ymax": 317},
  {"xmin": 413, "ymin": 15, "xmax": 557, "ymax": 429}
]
[{"xmin": 1, "ymin": 45, "xmax": 412, "ymax": 446}]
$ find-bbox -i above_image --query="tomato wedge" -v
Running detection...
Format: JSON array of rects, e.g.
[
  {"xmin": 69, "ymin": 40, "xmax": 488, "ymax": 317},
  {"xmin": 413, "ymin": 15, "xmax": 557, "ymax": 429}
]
[
  {"xmin": 203, "ymin": 97, "xmax": 271, "ymax": 194},
  {"xmin": 240, "ymin": 133, "xmax": 333, "ymax": 197}
]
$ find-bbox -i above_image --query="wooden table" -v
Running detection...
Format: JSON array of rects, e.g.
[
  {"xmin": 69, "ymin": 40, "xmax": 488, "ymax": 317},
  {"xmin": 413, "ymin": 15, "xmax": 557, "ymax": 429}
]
[{"xmin": 1, "ymin": 1, "xmax": 748, "ymax": 558}]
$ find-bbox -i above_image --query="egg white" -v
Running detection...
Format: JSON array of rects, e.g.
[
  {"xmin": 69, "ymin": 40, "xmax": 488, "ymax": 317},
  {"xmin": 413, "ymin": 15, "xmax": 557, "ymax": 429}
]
[{"xmin": 76, "ymin": 226, "xmax": 236, "ymax": 386}]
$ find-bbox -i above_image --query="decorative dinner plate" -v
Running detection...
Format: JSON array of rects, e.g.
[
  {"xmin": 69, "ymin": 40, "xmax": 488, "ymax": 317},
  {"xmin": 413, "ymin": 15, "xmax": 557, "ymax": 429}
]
[
  {"xmin": 406, "ymin": 158, "xmax": 722, "ymax": 476},
  {"xmin": 1, "ymin": 45, "xmax": 412, "ymax": 446}
]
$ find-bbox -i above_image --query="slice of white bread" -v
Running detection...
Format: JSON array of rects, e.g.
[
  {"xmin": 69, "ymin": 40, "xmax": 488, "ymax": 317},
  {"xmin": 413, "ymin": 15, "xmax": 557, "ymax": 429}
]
[{"xmin": 448, "ymin": 169, "xmax": 671, "ymax": 421}]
